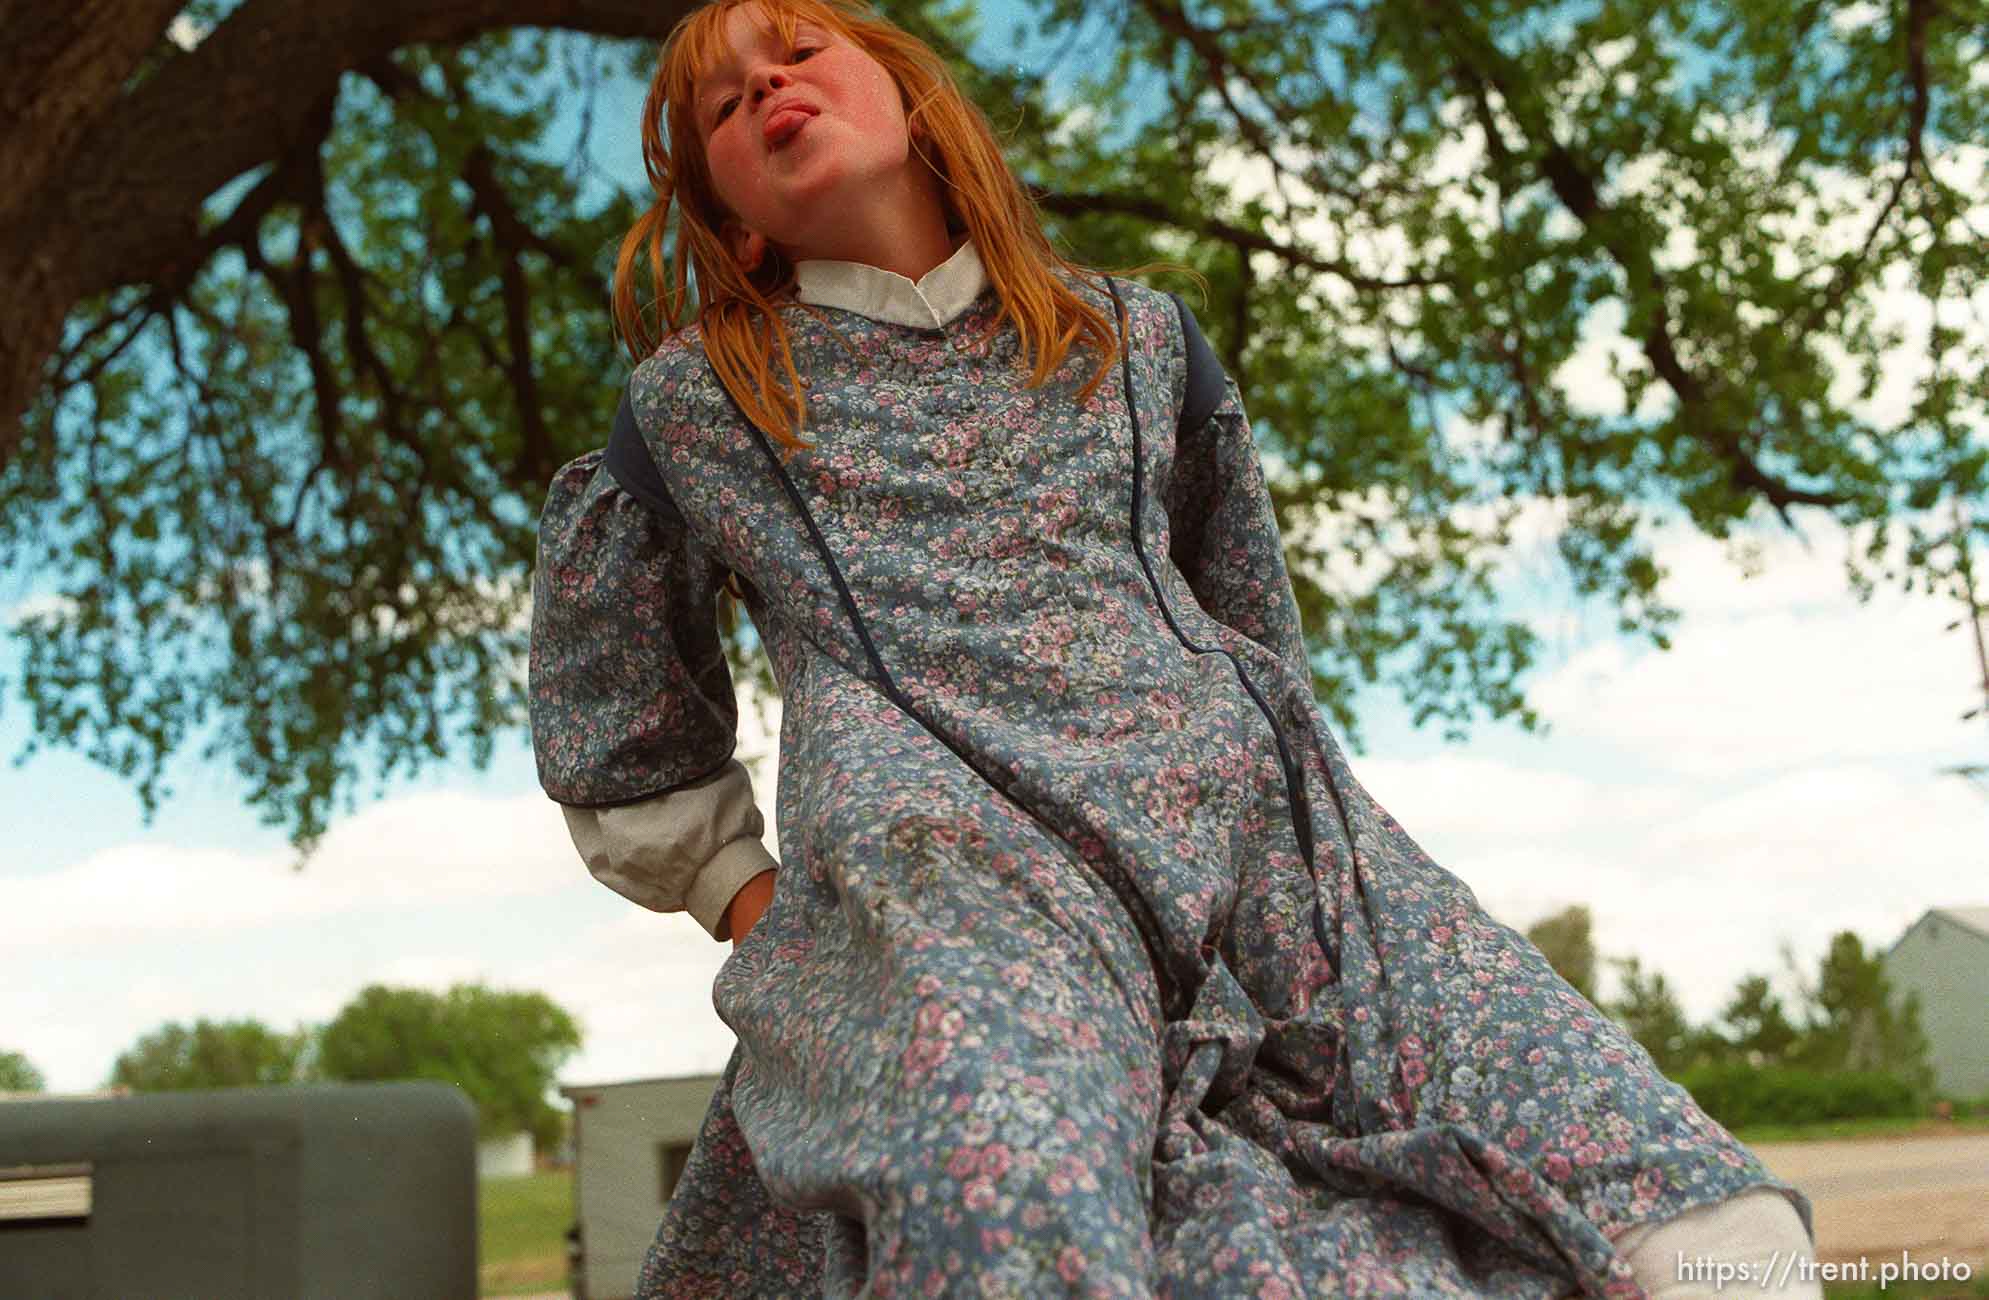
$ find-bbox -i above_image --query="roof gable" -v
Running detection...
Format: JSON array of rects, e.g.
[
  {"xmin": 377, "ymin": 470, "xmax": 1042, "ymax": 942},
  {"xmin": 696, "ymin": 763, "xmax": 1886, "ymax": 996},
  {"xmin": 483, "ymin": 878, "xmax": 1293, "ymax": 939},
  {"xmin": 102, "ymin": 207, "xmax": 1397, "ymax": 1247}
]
[{"xmin": 1934, "ymin": 905, "xmax": 1989, "ymax": 940}]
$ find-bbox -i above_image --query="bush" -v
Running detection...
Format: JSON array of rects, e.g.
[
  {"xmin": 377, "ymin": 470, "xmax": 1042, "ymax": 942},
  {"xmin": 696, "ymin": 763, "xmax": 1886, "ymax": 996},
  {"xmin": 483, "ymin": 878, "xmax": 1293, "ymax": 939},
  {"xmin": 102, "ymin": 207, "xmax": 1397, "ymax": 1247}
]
[
  {"xmin": 1675, "ymin": 1063, "xmax": 1921, "ymax": 1129},
  {"xmin": 1943, "ymin": 1092, "xmax": 1989, "ymax": 1120}
]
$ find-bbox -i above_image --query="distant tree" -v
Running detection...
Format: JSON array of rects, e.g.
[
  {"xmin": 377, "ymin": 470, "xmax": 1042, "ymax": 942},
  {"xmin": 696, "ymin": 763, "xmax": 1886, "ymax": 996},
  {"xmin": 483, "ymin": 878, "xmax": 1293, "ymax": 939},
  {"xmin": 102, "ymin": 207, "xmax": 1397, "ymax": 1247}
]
[
  {"xmin": 0, "ymin": 1048, "xmax": 46, "ymax": 1093},
  {"xmin": 316, "ymin": 983, "xmax": 580, "ymax": 1148},
  {"xmin": 1787, "ymin": 932, "xmax": 1932, "ymax": 1088},
  {"xmin": 1606, "ymin": 955, "xmax": 1700, "ymax": 1075},
  {"xmin": 1716, "ymin": 973, "xmax": 1800, "ymax": 1066},
  {"xmin": 1525, "ymin": 905, "xmax": 1600, "ymax": 1003},
  {"xmin": 108, "ymin": 1018, "xmax": 310, "ymax": 1091}
]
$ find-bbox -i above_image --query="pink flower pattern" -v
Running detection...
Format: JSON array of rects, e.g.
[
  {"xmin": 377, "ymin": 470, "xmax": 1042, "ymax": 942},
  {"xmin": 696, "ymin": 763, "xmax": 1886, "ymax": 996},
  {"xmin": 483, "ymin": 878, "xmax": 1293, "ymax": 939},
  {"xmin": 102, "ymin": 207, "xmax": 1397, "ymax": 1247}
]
[{"xmin": 530, "ymin": 275, "xmax": 1808, "ymax": 1298}]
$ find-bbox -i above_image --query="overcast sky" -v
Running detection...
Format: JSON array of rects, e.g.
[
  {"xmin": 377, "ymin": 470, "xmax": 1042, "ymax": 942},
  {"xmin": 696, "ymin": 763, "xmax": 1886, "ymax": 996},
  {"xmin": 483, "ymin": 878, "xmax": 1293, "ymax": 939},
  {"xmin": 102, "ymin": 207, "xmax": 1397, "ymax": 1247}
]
[{"xmin": 4, "ymin": 10, "xmax": 1985, "ymax": 1096}]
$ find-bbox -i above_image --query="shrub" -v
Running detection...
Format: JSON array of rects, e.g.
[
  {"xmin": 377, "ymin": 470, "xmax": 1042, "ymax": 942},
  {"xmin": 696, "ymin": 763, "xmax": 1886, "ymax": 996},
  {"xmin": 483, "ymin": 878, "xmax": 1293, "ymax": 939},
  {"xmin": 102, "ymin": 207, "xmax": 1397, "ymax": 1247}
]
[
  {"xmin": 1675, "ymin": 1063, "xmax": 1921, "ymax": 1129},
  {"xmin": 1943, "ymin": 1092, "xmax": 1989, "ymax": 1120}
]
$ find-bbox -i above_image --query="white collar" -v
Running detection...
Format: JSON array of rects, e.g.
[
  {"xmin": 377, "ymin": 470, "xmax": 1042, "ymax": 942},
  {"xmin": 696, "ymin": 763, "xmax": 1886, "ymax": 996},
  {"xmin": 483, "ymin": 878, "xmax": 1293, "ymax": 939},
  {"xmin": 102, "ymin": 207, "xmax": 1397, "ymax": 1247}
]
[{"xmin": 791, "ymin": 237, "xmax": 987, "ymax": 329}]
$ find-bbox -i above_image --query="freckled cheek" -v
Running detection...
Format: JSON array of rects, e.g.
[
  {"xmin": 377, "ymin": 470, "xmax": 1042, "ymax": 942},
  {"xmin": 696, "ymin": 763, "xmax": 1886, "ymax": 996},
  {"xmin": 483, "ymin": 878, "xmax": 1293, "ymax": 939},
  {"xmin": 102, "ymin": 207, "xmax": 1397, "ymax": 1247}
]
[
  {"xmin": 846, "ymin": 70, "xmax": 905, "ymax": 128},
  {"xmin": 845, "ymin": 102, "xmax": 906, "ymax": 153},
  {"xmin": 709, "ymin": 144, "xmax": 769, "ymax": 219}
]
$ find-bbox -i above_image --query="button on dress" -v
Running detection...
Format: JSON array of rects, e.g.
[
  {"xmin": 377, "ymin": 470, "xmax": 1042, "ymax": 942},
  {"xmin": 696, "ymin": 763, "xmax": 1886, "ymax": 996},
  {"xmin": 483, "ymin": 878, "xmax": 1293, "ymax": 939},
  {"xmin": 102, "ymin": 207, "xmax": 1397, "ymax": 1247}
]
[{"xmin": 529, "ymin": 270, "xmax": 1807, "ymax": 1298}]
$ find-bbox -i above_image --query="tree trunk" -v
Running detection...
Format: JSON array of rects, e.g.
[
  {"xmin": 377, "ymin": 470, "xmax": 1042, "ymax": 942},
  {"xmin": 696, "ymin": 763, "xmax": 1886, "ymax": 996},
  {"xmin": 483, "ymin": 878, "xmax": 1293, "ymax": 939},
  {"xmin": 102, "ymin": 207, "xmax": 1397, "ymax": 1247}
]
[
  {"xmin": 0, "ymin": 0, "xmax": 186, "ymax": 458},
  {"xmin": 0, "ymin": 226, "xmax": 85, "ymax": 454},
  {"xmin": 0, "ymin": 0, "xmax": 694, "ymax": 468}
]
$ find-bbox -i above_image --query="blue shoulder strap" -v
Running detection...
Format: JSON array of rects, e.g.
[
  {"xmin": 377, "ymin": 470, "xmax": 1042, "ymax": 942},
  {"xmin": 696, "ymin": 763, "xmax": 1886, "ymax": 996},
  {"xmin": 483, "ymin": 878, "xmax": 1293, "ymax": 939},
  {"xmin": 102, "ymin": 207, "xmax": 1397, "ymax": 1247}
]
[
  {"xmin": 603, "ymin": 388, "xmax": 684, "ymax": 525},
  {"xmin": 1170, "ymin": 291, "xmax": 1228, "ymax": 436}
]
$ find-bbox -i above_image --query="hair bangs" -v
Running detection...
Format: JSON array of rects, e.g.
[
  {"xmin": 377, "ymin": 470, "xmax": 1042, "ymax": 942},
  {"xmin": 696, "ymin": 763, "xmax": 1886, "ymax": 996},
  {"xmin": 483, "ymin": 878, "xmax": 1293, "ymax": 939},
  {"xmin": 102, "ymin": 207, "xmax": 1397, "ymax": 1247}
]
[{"xmin": 664, "ymin": 0, "xmax": 851, "ymax": 121}]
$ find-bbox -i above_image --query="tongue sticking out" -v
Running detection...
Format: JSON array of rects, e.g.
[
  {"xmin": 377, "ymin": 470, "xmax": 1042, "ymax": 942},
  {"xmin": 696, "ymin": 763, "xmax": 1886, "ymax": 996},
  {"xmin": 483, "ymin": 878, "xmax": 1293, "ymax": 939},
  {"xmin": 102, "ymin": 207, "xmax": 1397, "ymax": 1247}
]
[{"xmin": 766, "ymin": 108, "xmax": 814, "ymax": 148}]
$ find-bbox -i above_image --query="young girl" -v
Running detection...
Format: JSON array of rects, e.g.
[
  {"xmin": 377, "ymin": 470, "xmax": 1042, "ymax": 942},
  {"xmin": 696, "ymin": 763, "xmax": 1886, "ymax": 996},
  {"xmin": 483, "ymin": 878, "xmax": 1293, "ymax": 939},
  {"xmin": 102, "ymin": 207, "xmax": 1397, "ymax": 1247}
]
[{"xmin": 528, "ymin": 2, "xmax": 1820, "ymax": 1294}]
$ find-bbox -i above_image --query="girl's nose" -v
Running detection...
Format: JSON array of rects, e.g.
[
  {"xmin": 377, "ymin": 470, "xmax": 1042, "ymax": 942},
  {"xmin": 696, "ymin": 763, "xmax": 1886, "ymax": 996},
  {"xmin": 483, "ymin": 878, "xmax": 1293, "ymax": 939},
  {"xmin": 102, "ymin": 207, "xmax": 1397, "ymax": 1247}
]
[{"xmin": 749, "ymin": 68, "xmax": 791, "ymax": 108}]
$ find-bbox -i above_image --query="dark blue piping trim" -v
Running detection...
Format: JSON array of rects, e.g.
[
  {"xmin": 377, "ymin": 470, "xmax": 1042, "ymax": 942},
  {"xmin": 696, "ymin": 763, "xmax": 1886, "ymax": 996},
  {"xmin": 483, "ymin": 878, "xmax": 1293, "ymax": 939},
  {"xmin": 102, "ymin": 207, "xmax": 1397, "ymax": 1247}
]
[
  {"xmin": 1112, "ymin": 285, "xmax": 1342, "ymax": 977},
  {"xmin": 706, "ymin": 340, "xmax": 1185, "ymax": 1014},
  {"xmin": 1102, "ymin": 279, "xmax": 1317, "ymax": 883}
]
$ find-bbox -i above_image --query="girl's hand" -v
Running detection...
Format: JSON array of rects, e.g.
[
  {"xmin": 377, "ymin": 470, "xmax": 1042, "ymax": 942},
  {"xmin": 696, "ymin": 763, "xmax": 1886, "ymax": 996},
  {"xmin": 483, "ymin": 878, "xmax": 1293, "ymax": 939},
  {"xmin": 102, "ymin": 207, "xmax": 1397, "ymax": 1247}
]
[{"xmin": 726, "ymin": 869, "xmax": 778, "ymax": 948}]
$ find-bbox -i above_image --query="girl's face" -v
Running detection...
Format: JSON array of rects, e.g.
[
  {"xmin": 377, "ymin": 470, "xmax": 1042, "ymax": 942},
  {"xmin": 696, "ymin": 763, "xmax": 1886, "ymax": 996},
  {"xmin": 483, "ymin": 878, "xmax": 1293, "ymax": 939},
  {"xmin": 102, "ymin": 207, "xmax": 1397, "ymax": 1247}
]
[{"xmin": 693, "ymin": 3, "xmax": 922, "ymax": 269}]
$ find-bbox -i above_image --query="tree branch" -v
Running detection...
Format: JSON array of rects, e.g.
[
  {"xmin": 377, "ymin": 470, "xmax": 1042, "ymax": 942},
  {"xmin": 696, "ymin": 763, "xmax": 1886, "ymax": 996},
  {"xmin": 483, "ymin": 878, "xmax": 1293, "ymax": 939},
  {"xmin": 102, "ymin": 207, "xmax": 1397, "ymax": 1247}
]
[
  {"xmin": 1435, "ymin": 12, "xmax": 1847, "ymax": 517},
  {"xmin": 58, "ymin": 0, "xmax": 699, "ymax": 305},
  {"xmin": 1132, "ymin": 0, "xmax": 1290, "ymax": 173},
  {"xmin": 1790, "ymin": 0, "xmax": 1936, "ymax": 340},
  {"xmin": 463, "ymin": 146, "xmax": 555, "ymax": 486},
  {"xmin": 1028, "ymin": 184, "xmax": 1444, "ymax": 292},
  {"xmin": 53, "ymin": 289, "xmax": 162, "ymax": 394},
  {"xmin": 3, "ymin": 0, "xmax": 702, "ymax": 468},
  {"xmin": 0, "ymin": 0, "xmax": 187, "ymax": 228}
]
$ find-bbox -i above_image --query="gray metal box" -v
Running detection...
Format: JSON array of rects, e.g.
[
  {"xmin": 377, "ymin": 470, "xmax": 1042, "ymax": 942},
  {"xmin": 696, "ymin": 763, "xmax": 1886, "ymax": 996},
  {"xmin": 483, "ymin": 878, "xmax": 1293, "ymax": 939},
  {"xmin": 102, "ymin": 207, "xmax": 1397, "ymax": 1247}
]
[{"xmin": 0, "ymin": 1082, "xmax": 476, "ymax": 1299}]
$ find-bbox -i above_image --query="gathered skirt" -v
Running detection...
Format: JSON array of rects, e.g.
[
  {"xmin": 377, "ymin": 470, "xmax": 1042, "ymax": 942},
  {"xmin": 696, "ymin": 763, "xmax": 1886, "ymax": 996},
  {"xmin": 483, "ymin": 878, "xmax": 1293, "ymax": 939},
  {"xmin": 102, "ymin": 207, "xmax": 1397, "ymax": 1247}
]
[{"xmin": 635, "ymin": 687, "xmax": 1806, "ymax": 1299}]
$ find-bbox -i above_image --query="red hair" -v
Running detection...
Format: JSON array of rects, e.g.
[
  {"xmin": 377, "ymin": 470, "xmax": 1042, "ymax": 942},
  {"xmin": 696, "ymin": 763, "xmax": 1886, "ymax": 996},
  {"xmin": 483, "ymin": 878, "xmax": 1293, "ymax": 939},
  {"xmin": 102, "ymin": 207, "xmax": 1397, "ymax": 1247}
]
[{"xmin": 611, "ymin": 0, "xmax": 1187, "ymax": 454}]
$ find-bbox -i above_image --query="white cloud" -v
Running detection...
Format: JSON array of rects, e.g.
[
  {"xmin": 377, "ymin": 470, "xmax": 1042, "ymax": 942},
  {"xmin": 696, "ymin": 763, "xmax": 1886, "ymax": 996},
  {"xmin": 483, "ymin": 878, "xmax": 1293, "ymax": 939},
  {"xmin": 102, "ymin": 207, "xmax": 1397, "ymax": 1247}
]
[
  {"xmin": 1550, "ymin": 299, "xmax": 1650, "ymax": 418},
  {"xmin": 166, "ymin": 15, "xmax": 207, "ymax": 52},
  {"xmin": 1644, "ymin": 762, "xmax": 1981, "ymax": 897},
  {"xmin": 1365, "ymin": 747, "xmax": 1985, "ymax": 1025},
  {"xmin": 510, "ymin": 918, "xmax": 738, "ymax": 1087},
  {"xmin": 1346, "ymin": 513, "xmax": 1989, "ymax": 1024},
  {"xmin": 3, "ymin": 825, "xmax": 735, "ymax": 1093},
  {"xmin": 1827, "ymin": 2, "xmax": 1887, "ymax": 35},
  {"xmin": 2, "ymin": 591, "xmax": 78, "ymax": 627},
  {"xmin": 1528, "ymin": 526, "xmax": 1980, "ymax": 780},
  {"xmin": 0, "ymin": 789, "xmax": 576, "ymax": 954},
  {"xmin": 1354, "ymin": 752, "xmax": 1684, "ymax": 842},
  {"xmin": 3, "ymin": 680, "xmax": 786, "ymax": 1092}
]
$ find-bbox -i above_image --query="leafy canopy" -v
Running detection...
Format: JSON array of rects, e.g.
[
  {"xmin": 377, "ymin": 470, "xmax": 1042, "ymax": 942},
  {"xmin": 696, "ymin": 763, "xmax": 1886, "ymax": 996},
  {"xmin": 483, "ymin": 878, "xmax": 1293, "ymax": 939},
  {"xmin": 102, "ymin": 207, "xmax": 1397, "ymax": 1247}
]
[
  {"xmin": 0, "ymin": 1048, "xmax": 46, "ymax": 1094},
  {"xmin": 316, "ymin": 983, "xmax": 582, "ymax": 1142},
  {"xmin": 6, "ymin": 0, "xmax": 1983, "ymax": 847},
  {"xmin": 1524, "ymin": 903, "xmax": 1598, "ymax": 1002},
  {"xmin": 108, "ymin": 1018, "xmax": 313, "ymax": 1092},
  {"xmin": 97, "ymin": 983, "xmax": 583, "ymax": 1142}
]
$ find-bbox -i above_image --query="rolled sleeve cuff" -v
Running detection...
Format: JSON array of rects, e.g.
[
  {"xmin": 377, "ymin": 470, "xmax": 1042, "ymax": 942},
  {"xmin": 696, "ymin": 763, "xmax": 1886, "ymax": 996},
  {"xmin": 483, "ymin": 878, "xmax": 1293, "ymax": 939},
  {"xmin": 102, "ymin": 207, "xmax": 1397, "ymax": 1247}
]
[{"xmin": 560, "ymin": 757, "xmax": 778, "ymax": 940}]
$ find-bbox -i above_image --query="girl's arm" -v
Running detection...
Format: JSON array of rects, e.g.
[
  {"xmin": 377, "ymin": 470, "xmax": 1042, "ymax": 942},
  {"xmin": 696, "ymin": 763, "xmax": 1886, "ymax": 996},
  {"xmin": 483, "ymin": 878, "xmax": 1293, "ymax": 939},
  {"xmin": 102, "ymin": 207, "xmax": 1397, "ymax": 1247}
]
[
  {"xmin": 723, "ymin": 868, "xmax": 778, "ymax": 948},
  {"xmin": 529, "ymin": 450, "xmax": 776, "ymax": 941},
  {"xmin": 1164, "ymin": 368, "xmax": 1313, "ymax": 688}
]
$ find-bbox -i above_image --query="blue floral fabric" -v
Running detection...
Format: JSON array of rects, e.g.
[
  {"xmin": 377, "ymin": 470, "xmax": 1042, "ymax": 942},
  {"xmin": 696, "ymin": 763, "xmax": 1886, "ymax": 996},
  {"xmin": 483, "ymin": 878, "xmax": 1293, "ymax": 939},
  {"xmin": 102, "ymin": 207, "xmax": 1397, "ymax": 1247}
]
[{"xmin": 531, "ymin": 273, "xmax": 1808, "ymax": 1298}]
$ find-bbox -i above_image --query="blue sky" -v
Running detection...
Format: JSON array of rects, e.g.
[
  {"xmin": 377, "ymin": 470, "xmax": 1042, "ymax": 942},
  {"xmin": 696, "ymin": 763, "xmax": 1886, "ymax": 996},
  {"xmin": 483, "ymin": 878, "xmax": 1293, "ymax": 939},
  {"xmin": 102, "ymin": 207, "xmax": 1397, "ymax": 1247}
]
[{"xmin": 4, "ymin": 3, "xmax": 1985, "ymax": 1095}]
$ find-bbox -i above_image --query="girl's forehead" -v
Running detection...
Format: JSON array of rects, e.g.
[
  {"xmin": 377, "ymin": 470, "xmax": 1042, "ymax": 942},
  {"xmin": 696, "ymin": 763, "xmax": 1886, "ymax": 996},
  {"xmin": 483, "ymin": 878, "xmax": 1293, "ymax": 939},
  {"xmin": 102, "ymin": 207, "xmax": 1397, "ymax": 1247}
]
[{"xmin": 684, "ymin": 3, "xmax": 836, "ymax": 84}]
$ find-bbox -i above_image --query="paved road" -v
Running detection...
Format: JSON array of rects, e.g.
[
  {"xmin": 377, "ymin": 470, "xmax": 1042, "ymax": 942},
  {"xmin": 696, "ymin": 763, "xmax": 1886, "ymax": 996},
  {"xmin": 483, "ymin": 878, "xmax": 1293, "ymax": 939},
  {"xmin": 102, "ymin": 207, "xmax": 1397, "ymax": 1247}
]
[{"xmin": 1756, "ymin": 1132, "xmax": 1989, "ymax": 1271}]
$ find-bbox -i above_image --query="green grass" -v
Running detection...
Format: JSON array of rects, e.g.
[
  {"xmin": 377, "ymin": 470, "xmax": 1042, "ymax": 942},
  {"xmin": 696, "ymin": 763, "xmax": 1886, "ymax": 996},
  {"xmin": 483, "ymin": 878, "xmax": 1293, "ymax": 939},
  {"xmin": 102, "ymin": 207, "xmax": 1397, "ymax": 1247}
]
[
  {"xmin": 1826, "ymin": 1273, "xmax": 1989, "ymax": 1300},
  {"xmin": 479, "ymin": 1169, "xmax": 572, "ymax": 1297},
  {"xmin": 1734, "ymin": 1114, "xmax": 1989, "ymax": 1145}
]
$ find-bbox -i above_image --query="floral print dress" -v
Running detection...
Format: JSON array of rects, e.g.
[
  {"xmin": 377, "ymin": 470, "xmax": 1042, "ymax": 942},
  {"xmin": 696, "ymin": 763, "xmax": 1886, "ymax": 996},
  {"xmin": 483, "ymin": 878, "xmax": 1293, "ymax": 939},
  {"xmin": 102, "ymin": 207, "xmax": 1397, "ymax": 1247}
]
[{"xmin": 529, "ymin": 269, "xmax": 1808, "ymax": 1298}]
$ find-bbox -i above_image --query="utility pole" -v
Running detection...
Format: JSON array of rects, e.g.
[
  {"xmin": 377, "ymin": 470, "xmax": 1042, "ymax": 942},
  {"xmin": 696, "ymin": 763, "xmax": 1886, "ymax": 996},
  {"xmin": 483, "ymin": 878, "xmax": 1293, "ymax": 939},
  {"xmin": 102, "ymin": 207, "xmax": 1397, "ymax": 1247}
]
[
  {"xmin": 1958, "ymin": 500, "xmax": 1989, "ymax": 723},
  {"xmin": 1944, "ymin": 500, "xmax": 1988, "ymax": 796}
]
